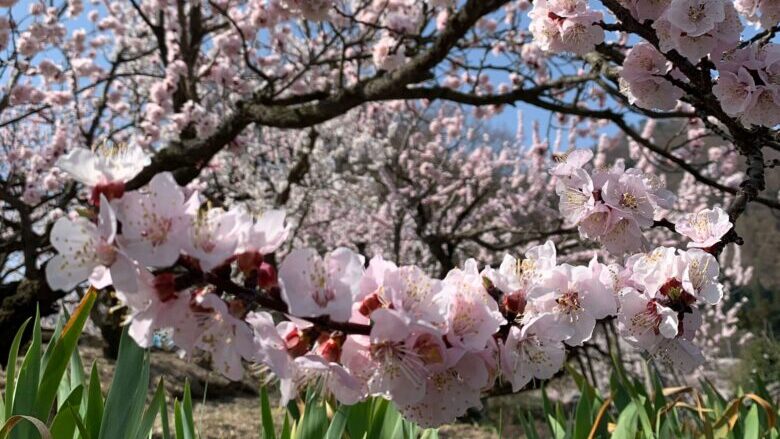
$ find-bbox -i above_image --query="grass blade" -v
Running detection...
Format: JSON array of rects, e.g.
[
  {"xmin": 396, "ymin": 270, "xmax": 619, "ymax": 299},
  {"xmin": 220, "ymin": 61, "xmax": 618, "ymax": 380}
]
[
  {"xmin": 98, "ymin": 327, "xmax": 148, "ymax": 439},
  {"xmin": 86, "ymin": 362, "xmax": 104, "ymax": 439},
  {"xmin": 10, "ymin": 308, "xmax": 42, "ymax": 439},
  {"xmin": 260, "ymin": 386, "xmax": 276, "ymax": 439},
  {"xmin": 35, "ymin": 289, "xmax": 96, "ymax": 422},
  {"xmin": 49, "ymin": 386, "xmax": 84, "ymax": 439},
  {"xmin": 3, "ymin": 318, "xmax": 30, "ymax": 421},
  {"xmin": 134, "ymin": 379, "xmax": 166, "ymax": 439},
  {"xmin": 325, "ymin": 404, "xmax": 351, "ymax": 439}
]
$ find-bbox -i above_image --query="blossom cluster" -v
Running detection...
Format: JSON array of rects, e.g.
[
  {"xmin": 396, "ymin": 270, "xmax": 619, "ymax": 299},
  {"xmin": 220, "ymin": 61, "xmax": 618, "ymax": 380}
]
[
  {"xmin": 608, "ymin": 0, "xmax": 780, "ymax": 128},
  {"xmin": 528, "ymin": 0, "xmax": 605, "ymax": 56},
  {"xmin": 552, "ymin": 148, "xmax": 676, "ymax": 254},
  {"xmin": 44, "ymin": 144, "xmax": 734, "ymax": 427},
  {"xmin": 713, "ymin": 43, "xmax": 780, "ymax": 128}
]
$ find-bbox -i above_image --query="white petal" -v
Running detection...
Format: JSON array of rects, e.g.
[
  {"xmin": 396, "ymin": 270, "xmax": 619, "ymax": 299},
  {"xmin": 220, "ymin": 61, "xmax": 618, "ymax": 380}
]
[
  {"xmin": 56, "ymin": 148, "xmax": 102, "ymax": 186},
  {"xmin": 46, "ymin": 254, "xmax": 97, "ymax": 291}
]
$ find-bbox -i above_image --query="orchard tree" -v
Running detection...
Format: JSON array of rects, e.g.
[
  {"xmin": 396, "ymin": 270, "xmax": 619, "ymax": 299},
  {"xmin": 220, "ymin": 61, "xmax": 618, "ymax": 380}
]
[{"xmin": 1, "ymin": 0, "xmax": 779, "ymax": 426}]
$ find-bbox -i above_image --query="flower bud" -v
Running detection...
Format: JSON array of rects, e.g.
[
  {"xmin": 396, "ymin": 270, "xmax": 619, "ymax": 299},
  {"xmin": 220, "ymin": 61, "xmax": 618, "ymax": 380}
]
[
  {"xmin": 284, "ymin": 327, "xmax": 310, "ymax": 357},
  {"xmin": 358, "ymin": 292, "xmax": 383, "ymax": 316},
  {"xmin": 316, "ymin": 334, "xmax": 343, "ymax": 363},
  {"xmin": 503, "ymin": 291, "xmax": 527, "ymax": 315},
  {"xmin": 258, "ymin": 262, "xmax": 278, "ymax": 289},
  {"xmin": 90, "ymin": 181, "xmax": 125, "ymax": 205},
  {"xmin": 237, "ymin": 251, "xmax": 264, "ymax": 275}
]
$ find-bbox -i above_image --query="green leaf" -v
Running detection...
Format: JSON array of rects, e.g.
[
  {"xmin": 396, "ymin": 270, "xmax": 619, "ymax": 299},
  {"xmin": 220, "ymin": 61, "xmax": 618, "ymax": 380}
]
[
  {"xmin": 744, "ymin": 404, "xmax": 760, "ymax": 439},
  {"xmin": 260, "ymin": 387, "xmax": 276, "ymax": 439},
  {"xmin": 325, "ymin": 404, "xmax": 351, "ymax": 439},
  {"xmin": 35, "ymin": 290, "xmax": 96, "ymax": 422},
  {"xmin": 98, "ymin": 328, "xmax": 149, "ymax": 439},
  {"xmin": 41, "ymin": 310, "xmax": 66, "ymax": 371},
  {"xmin": 546, "ymin": 413, "xmax": 566, "ymax": 439},
  {"xmin": 280, "ymin": 414, "xmax": 292, "ymax": 439},
  {"xmin": 84, "ymin": 362, "xmax": 103, "ymax": 438},
  {"xmin": 542, "ymin": 386, "xmax": 565, "ymax": 439},
  {"xmin": 159, "ymin": 384, "xmax": 171, "ymax": 439},
  {"xmin": 174, "ymin": 399, "xmax": 184, "ymax": 439},
  {"xmin": 345, "ymin": 399, "xmax": 372, "ymax": 438},
  {"xmin": 0, "ymin": 415, "xmax": 52, "ymax": 439},
  {"xmin": 297, "ymin": 391, "xmax": 327, "ymax": 439},
  {"xmin": 611, "ymin": 401, "xmax": 639, "ymax": 439},
  {"xmin": 10, "ymin": 308, "xmax": 42, "ymax": 439},
  {"xmin": 68, "ymin": 405, "xmax": 91, "ymax": 439},
  {"xmin": 519, "ymin": 412, "xmax": 540, "ymax": 439},
  {"xmin": 378, "ymin": 402, "xmax": 402, "ymax": 439},
  {"xmin": 366, "ymin": 398, "xmax": 390, "ymax": 439},
  {"xmin": 573, "ymin": 379, "xmax": 594, "ymax": 439},
  {"xmin": 178, "ymin": 381, "xmax": 197, "ymax": 439},
  {"xmin": 86, "ymin": 362, "xmax": 104, "ymax": 439},
  {"xmin": 49, "ymin": 386, "xmax": 84, "ymax": 439},
  {"xmin": 134, "ymin": 379, "xmax": 166, "ymax": 439},
  {"xmin": 69, "ymin": 341, "xmax": 87, "ymax": 414},
  {"xmin": 286, "ymin": 398, "xmax": 301, "ymax": 423},
  {"xmin": 3, "ymin": 318, "xmax": 30, "ymax": 421}
]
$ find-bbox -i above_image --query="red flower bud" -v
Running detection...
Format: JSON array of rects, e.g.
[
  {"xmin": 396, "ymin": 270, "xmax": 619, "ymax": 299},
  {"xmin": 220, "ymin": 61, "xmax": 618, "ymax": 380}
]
[
  {"xmin": 258, "ymin": 262, "xmax": 278, "ymax": 289},
  {"xmin": 237, "ymin": 251, "xmax": 264, "ymax": 274},
  {"xmin": 90, "ymin": 181, "xmax": 126, "ymax": 205},
  {"xmin": 503, "ymin": 291, "xmax": 527, "ymax": 315},
  {"xmin": 285, "ymin": 328, "xmax": 310, "ymax": 357},
  {"xmin": 358, "ymin": 292, "xmax": 383, "ymax": 316},
  {"xmin": 316, "ymin": 334, "xmax": 343, "ymax": 363}
]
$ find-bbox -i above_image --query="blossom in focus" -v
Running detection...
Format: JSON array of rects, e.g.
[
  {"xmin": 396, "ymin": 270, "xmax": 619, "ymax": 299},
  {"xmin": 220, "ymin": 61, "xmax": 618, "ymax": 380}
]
[
  {"xmin": 182, "ymin": 206, "xmax": 243, "ymax": 272},
  {"xmin": 382, "ymin": 265, "xmax": 449, "ymax": 331},
  {"xmin": 619, "ymin": 42, "xmax": 683, "ymax": 111},
  {"xmin": 528, "ymin": 0, "xmax": 604, "ymax": 55},
  {"xmin": 397, "ymin": 351, "xmax": 490, "ymax": 428},
  {"xmin": 115, "ymin": 267, "xmax": 192, "ymax": 349},
  {"xmin": 237, "ymin": 209, "xmax": 290, "ymax": 255},
  {"xmin": 45, "ymin": 194, "xmax": 134, "ymax": 292},
  {"xmin": 441, "ymin": 259, "xmax": 506, "ymax": 351},
  {"xmin": 500, "ymin": 315, "xmax": 566, "ymax": 391},
  {"xmin": 56, "ymin": 143, "xmax": 150, "ymax": 203},
  {"xmin": 279, "ymin": 247, "xmax": 365, "ymax": 322},
  {"xmin": 675, "ymin": 206, "xmax": 732, "ymax": 248},
  {"xmin": 526, "ymin": 264, "xmax": 617, "ymax": 346},
  {"xmin": 617, "ymin": 287, "xmax": 680, "ymax": 350},
  {"xmin": 114, "ymin": 172, "xmax": 197, "ymax": 267},
  {"xmin": 245, "ymin": 311, "xmax": 294, "ymax": 381},
  {"xmin": 667, "ymin": 0, "xmax": 726, "ymax": 37}
]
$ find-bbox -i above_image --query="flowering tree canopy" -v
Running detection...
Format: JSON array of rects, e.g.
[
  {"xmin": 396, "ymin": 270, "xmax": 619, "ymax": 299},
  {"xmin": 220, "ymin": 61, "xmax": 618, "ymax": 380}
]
[{"xmin": 1, "ymin": 0, "xmax": 779, "ymax": 427}]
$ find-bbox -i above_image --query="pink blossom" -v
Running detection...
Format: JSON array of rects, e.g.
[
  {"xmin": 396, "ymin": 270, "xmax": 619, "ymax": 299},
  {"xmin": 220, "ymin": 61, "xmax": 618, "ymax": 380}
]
[
  {"xmin": 397, "ymin": 352, "xmax": 489, "ymax": 428},
  {"xmin": 675, "ymin": 206, "xmax": 732, "ymax": 248},
  {"xmin": 441, "ymin": 260, "xmax": 505, "ymax": 351},
  {"xmin": 56, "ymin": 143, "xmax": 150, "ymax": 190},
  {"xmin": 526, "ymin": 264, "xmax": 617, "ymax": 346},
  {"xmin": 500, "ymin": 315, "xmax": 566, "ymax": 391},
  {"xmin": 667, "ymin": 0, "xmax": 726, "ymax": 37},
  {"xmin": 279, "ymin": 247, "xmax": 364, "ymax": 322},
  {"xmin": 237, "ymin": 209, "xmax": 290, "ymax": 255},
  {"xmin": 114, "ymin": 172, "xmax": 196, "ymax": 267},
  {"xmin": 182, "ymin": 207, "xmax": 243, "ymax": 272},
  {"xmin": 617, "ymin": 288, "xmax": 679, "ymax": 350},
  {"xmin": 45, "ymin": 194, "xmax": 135, "ymax": 292}
]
